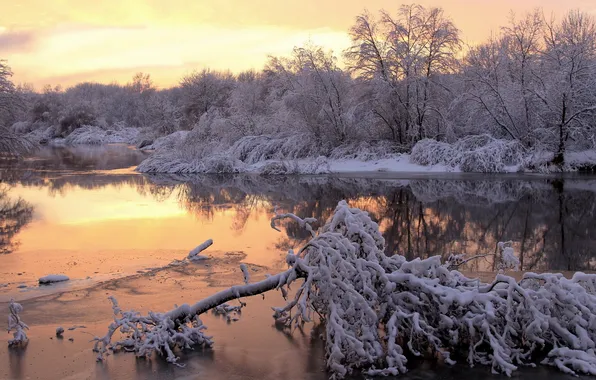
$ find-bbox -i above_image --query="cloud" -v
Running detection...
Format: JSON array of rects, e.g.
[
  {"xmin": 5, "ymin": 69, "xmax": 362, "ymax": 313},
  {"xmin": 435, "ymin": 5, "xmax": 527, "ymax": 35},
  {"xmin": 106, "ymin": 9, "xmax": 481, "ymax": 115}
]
[
  {"xmin": 0, "ymin": 29, "xmax": 37, "ymax": 54},
  {"xmin": 8, "ymin": 23, "xmax": 350, "ymax": 87}
]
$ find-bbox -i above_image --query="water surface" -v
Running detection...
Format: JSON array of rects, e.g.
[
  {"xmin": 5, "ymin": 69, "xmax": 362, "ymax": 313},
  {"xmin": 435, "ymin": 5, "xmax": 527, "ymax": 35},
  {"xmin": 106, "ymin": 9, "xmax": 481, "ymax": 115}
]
[{"xmin": 1, "ymin": 145, "xmax": 595, "ymax": 379}]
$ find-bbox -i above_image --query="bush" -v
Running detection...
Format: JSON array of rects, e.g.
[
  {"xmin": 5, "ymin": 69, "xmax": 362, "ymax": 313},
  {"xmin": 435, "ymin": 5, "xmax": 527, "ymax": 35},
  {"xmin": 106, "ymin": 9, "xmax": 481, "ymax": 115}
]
[
  {"xmin": 410, "ymin": 135, "xmax": 527, "ymax": 173},
  {"xmin": 64, "ymin": 126, "xmax": 105, "ymax": 145},
  {"xmin": 258, "ymin": 161, "xmax": 299, "ymax": 175},
  {"xmin": 410, "ymin": 139, "xmax": 455, "ymax": 166},
  {"xmin": 228, "ymin": 134, "xmax": 323, "ymax": 164},
  {"xmin": 56, "ymin": 105, "xmax": 96, "ymax": 138}
]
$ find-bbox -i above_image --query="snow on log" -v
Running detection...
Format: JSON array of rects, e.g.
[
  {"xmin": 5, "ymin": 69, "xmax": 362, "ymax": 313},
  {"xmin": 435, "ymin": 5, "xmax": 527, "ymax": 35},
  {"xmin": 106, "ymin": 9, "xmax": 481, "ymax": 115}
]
[
  {"xmin": 188, "ymin": 239, "xmax": 213, "ymax": 260},
  {"xmin": 38, "ymin": 274, "xmax": 70, "ymax": 284},
  {"xmin": 240, "ymin": 264, "xmax": 250, "ymax": 285}
]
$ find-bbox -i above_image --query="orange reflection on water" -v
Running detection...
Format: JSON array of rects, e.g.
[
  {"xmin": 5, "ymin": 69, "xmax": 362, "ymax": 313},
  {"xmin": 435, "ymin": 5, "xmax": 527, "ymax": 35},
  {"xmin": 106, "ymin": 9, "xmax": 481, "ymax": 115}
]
[{"xmin": 2, "ymin": 182, "xmax": 287, "ymax": 291}]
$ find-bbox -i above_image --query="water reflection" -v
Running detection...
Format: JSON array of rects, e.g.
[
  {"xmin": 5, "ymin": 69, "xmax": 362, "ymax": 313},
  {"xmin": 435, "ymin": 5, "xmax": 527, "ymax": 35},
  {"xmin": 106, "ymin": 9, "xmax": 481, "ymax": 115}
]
[
  {"xmin": 2, "ymin": 146, "xmax": 596, "ymax": 274},
  {"xmin": 0, "ymin": 186, "xmax": 33, "ymax": 254},
  {"xmin": 140, "ymin": 175, "xmax": 596, "ymax": 273}
]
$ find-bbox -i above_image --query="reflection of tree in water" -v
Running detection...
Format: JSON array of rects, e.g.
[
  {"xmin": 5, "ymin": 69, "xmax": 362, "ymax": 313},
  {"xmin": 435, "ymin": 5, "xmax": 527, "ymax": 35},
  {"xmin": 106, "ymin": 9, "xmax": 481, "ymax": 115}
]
[
  {"xmin": 155, "ymin": 175, "xmax": 596, "ymax": 273},
  {"xmin": 0, "ymin": 186, "xmax": 33, "ymax": 254},
  {"xmin": 3, "ymin": 160, "xmax": 596, "ymax": 272}
]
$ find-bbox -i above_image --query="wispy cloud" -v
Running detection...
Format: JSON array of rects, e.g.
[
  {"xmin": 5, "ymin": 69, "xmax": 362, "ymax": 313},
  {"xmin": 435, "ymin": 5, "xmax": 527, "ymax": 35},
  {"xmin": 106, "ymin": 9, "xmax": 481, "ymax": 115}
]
[
  {"xmin": 0, "ymin": 29, "xmax": 37, "ymax": 54},
  {"xmin": 7, "ymin": 23, "xmax": 350, "ymax": 88},
  {"xmin": 2, "ymin": 0, "xmax": 595, "ymax": 87}
]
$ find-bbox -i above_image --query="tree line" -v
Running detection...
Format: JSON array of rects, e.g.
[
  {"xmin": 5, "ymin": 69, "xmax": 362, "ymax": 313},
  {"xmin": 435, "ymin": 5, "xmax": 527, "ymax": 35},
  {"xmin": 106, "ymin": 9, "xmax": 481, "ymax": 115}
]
[{"xmin": 1, "ymin": 5, "xmax": 595, "ymax": 165}]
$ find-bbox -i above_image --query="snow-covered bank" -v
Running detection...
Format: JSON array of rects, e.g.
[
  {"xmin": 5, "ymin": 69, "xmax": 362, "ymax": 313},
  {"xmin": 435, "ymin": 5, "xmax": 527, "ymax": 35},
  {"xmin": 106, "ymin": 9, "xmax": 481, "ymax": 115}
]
[
  {"xmin": 135, "ymin": 133, "xmax": 596, "ymax": 175},
  {"xmin": 38, "ymin": 274, "xmax": 70, "ymax": 284},
  {"xmin": 136, "ymin": 151, "xmax": 453, "ymax": 175}
]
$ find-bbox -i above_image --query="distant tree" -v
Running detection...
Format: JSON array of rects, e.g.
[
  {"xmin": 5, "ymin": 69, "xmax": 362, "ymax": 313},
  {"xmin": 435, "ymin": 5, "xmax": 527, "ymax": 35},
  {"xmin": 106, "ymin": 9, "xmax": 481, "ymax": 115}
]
[
  {"xmin": 0, "ymin": 60, "xmax": 20, "ymax": 126},
  {"xmin": 266, "ymin": 43, "xmax": 360, "ymax": 145},
  {"xmin": 346, "ymin": 5, "xmax": 461, "ymax": 145},
  {"xmin": 541, "ymin": 10, "xmax": 596, "ymax": 165},
  {"xmin": 179, "ymin": 69, "xmax": 235, "ymax": 129},
  {"xmin": 128, "ymin": 72, "xmax": 155, "ymax": 95}
]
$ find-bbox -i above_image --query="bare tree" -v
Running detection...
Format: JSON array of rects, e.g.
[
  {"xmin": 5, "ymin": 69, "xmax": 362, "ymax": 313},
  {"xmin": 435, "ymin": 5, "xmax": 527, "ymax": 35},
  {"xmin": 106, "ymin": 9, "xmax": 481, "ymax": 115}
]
[
  {"xmin": 346, "ymin": 5, "xmax": 461, "ymax": 145},
  {"xmin": 0, "ymin": 60, "xmax": 35, "ymax": 155},
  {"xmin": 541, "ymin": 10, "xmax": 596, "ymax": 165}
]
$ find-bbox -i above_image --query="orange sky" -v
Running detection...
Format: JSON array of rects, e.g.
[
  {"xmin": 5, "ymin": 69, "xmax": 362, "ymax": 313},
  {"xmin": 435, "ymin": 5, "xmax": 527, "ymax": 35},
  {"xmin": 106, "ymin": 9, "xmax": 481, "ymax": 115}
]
[{"xmin": 1, "ymin": 0, "xmax": 595, "ymax": 89}]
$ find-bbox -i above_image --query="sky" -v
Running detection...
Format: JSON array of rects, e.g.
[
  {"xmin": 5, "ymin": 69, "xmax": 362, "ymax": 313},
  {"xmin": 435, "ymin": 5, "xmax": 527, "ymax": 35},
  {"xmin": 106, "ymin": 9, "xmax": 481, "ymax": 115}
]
[{"xmin": 1, "ymin": 0, "xmax": 595, "ymax": 89}]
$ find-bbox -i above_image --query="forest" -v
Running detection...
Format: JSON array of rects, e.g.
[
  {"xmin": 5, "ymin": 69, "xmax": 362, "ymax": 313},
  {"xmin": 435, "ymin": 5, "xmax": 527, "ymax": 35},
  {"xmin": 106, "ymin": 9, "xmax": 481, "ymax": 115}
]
[{"xmin": 1, "ymin": 5, "xmax": 596, "ymax": 173}]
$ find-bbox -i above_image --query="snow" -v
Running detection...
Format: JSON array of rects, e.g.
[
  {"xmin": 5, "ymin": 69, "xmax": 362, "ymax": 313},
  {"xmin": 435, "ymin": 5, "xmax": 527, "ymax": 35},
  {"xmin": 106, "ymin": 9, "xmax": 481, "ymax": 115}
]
[
  {"xmin": 140, "ymin": 131, "xmax": 189, "ymax": 151},
  {"xmin": 499, "ymin": 241, "xmax": 520, "ymax": 271},
  {"xmin": 239, "ymin": 264, "xmax": 250, "ymax": 285},
  {"xmin": 327, "ymin": 156, "xmax": 452, "ymax": 173},
  {"xmin": 137, "ymin": 152, "xmax": 453, "ymax": 174},
  {"xmin": 38, "ymin": 274, "xmax": 70, "ymax": 284},
  {"xmin": 64, "ymin": 126, "xmax": 140, "ymax": 146},
  {"xmin": 410, "ymin": 136, "xmax": 526, "ymax": 173},
  {"xmin": 189, "ymin": 255, "xmax": 209, "ymax": 261},
  {"xmin": 188, "ymin": 239, "xmax": 213, "ymax": 260},
  {"xmin": 7, "ymin": 299, "xmax": 28, "ymax": 346}
]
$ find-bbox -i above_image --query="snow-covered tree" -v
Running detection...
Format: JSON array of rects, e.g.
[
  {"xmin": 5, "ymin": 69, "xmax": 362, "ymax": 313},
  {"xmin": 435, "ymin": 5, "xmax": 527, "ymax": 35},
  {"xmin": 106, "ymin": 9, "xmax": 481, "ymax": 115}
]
[
  {"xmin": 0, "ymin": 60, "xmax": 35, "ymax": 155},
  {"xmin": 179, "ymin": 69, "xmax": 235, "ymax": 130},
  {"xmin": 346, "ymin": 5, "xmax": 461, "ymax": 146},
  {"xmin": 540, "ymin": 10, "xmax": 596, "ymax": 165},
  {"xmin": 266, "ymin": 43, "xmax": 360, "ymax": 145},
  {"xmin": 94, "ymin": 201, "xmax": 596, "ymax": 378}
]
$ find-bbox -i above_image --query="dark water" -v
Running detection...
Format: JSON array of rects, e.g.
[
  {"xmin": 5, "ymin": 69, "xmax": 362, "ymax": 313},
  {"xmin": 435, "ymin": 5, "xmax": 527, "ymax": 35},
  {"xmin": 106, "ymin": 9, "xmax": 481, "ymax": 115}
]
[{"xmin": 1, "ymin": 145, "xmax": 595, "ymax": 379}]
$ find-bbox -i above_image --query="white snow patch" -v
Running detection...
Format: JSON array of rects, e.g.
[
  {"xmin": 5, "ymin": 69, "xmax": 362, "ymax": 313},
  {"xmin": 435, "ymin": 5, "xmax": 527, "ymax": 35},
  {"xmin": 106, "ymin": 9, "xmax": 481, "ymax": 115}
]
[
  {"xmin": 188, "ymin": 239, "xmax": 213, "ymax": 260},
  {"xmin": 38, "ymin": 275, "xmax": 70, "ymax": 284}
]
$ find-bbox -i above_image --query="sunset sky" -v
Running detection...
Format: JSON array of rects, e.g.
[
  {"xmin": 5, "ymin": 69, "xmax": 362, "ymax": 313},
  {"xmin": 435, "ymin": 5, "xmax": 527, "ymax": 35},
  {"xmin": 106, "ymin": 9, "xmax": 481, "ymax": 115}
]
[{"xmin": 1, "ymin": 0, "xmax": 595, "ymax": 89}]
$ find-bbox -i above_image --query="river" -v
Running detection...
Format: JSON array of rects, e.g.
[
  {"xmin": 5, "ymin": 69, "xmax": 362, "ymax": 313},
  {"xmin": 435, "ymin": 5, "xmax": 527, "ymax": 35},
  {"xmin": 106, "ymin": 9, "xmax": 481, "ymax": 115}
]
[{"xmin": 0, "ymin": 144, "xmax": 593, "ymax": 379}]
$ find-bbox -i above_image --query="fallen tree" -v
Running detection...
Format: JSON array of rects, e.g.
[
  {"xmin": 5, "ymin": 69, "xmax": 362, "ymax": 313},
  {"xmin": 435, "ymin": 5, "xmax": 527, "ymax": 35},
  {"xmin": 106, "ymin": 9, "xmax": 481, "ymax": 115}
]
[{"xmin": 94, "ymin": 201, "xmax": 596, "ymax": 377}]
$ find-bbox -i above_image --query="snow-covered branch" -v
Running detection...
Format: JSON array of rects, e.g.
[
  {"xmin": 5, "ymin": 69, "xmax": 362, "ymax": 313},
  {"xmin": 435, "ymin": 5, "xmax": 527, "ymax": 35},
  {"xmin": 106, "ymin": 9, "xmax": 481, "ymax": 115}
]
[
  {"xmin": 270, "ymin": 208, "xmax": 317, "ymax": 237},
  {"xmin": 7, "ymin": 299, "xmax": 28, "ymax": 346}
]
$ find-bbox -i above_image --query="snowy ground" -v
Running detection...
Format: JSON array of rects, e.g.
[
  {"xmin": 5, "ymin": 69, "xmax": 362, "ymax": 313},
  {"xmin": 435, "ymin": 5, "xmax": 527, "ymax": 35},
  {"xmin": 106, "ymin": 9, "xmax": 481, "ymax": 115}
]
[{"xmin": 267, "ymin": 155, "xmax": 457, "ymax": 174}]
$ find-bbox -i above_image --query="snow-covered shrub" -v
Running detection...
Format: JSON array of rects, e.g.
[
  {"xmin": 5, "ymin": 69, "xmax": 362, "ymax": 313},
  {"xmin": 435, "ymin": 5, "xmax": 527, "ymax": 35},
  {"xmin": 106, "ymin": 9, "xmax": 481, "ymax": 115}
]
[
  {"xmin": 64, "ymin": 126, "xmax": 106, "ymax": 145},
  {"xmin": 7, "ymin": 299, "xmax": 28, "ymax": 346},
  {"xmin": 105, "ymin": 127, "xmax": 140, "ymax": 145},
  {"xmin": 258, "ymin": 161, "xmax": 299, "ymax": 175},
  {"xmin": 300, "ymin": 156, "xmax": 331, "ymax": 174},
  {"xmin": 141, "ymin": 130, "xmax": 189, "ymax": 151},
  {"xmin": 457, "ymin": 136, "xmax": 526, "ymax": 172},
  {"xmin": 411, "ymin": 135, "xmax": 527, "ymax": 173},
  {"xmin": 201, "ymin": 155, "xmax": 246, "ymax": 174},
  {"xmin": 228, "ymin": 134, "xmax": 323, "ymax": 164},
  {"xmin": 11, "ymin": 121, "xmax": 32, "ymax": 134},
  {"xmin": 95, "ymin": 201, "xmax": 596, "ymax": 378},
  {"xmin": 24, "ymin": 125, "xmax": 54, "ymax": 144},
  {"xmin": 56, "ymin": 104, "xmax": 96, "ymax": 138},
  {"xmin": 137, "ymin": 151, "xmax": 246, "ymax": 174},
  {"xmin": 498, "ymin": 241, "xmax": 520, "ymax": 271},
  {"xmin": 410, "ymin": 138, "xmax": 455, "ymax": 166},
  {"xmin": 0, "ymin": 127, "xmax": 36, "ymax": 156},
  {"xmin": 62, "ymin": 125, "xmax": 140, "ymax": 146}
]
